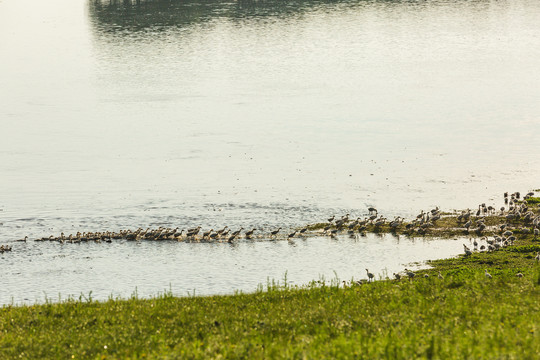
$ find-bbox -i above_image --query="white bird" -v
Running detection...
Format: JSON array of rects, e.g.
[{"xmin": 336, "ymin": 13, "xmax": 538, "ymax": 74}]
[
  {"xmin": 438, "ymin": 271, "xmax": 444, "ymax": 280},
  {"xmin": 485, "ymin": 269, "xmax": 492, "ymax": 279}
]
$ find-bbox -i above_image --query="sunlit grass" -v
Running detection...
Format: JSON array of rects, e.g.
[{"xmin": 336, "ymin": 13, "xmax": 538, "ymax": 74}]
[{"xmin": 2, "ymin": 238, "xmax": 540, "ymax": 359}]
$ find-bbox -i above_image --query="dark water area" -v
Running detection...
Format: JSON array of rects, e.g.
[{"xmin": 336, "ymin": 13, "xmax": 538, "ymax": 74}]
[{"xmin": 1, "ymin": 0, "xmax": 539, "ymax": 303}]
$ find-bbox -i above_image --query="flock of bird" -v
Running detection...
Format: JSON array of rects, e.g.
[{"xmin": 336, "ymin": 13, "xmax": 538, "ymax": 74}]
[
  {"xmin": 342, "ymin": 191, "xmax": 539, "ymax": 283},
  {"xmin": 4, "ymin": 192, "xmax": 539, "ymax": 245},
  {"xmin": 0, "ymin": 245, "xmax": 12, "ymax": 253},
  {"xmin": 8, "ymin": 206, "xmax": 381, "ymax": 245},
  {"xmin": 17, "ymin": 225, "xmax": 304, "ymax": 245},
  {"xmin": 10, "ymin": 207, "xmax": 409, "ymax": 246},
  {"xmin": 340, "ymin": 268, "xmax": 444, "ymax": 286},
  {"xmin": 2, "ymin": 190, "xmax": 539, "ymax": 285}
]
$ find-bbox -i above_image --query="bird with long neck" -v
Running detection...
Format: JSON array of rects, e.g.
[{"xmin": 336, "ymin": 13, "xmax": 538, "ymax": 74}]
[
  {"xmin": 405, "ymin": 269, "xmax": 415, "ymax": 279},
  {"xmin": 231, "ymin": 228, "xmax": 244, "ymax": 237},
  {"xmin": 270, "ymin": 228, "xmax": 281, "ymax": 237},
  {"xmin": 216, "ymin": 226, "xmax": 228, "ymax": 235},
  {"xmin": 245, "ymin": 228, "xmax": 256, "ymax": 238},
  {"xmin": 365, "ymin": 269, "xmax": 374, "ymax": 282}
]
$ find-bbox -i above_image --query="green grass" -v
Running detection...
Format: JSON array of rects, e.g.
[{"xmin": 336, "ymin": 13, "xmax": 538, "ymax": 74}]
[{"xmin": 2, "ymin": 239, "xmax": 540, "ymax": 359}]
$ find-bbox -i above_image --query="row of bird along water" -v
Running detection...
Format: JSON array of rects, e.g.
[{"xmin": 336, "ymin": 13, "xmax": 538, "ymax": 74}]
[
  {"xmin": 1, "ymin": 229, "xmax": 468, "ymax": 305},
  {"xmin": 3, "ymin": 191, "xmax": 539, "ymax": 305},
  {"xmin": 6, "ymin": 191, "xmax": 538, "ymax": 254}
]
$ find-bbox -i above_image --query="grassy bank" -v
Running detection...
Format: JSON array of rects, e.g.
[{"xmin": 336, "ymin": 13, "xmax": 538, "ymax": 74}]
[
  {"xmin": 2, "ymin": 198, "xmax": 540, "ymax": 359},
  {"xmin": 1, "ymin": 244, "xmax": 539, "ymax": 358}
]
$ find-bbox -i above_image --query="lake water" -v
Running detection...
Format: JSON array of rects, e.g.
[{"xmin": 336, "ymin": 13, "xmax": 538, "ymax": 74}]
[
  {"xmin": 1, "ymin": 0, "xmax": 540, "ymax": 303},
  {"xmin": 2, "ymin": 233, "xmax": 469, "ymax": 305}
]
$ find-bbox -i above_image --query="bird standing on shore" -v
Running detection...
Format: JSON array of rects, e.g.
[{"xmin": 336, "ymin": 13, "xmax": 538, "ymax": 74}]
[{"xmin": 366, "ymin": 269, "xmax": 374, "ymax": 282}]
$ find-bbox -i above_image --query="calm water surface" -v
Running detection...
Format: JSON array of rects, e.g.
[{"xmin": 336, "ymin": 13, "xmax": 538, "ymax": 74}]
[
  {"xmin": 1, "ymin": 0, "xmax": 540, "ymax": 303},
  {"xmin": 2, "ymin": 234, "xmax": 467, "ymax": 305}
]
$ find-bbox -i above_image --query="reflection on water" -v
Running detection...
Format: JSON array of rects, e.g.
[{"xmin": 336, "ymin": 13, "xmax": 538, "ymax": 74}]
[
  {"xmin": 89, "ymin": 0, "xmax": 358, "ymax": 32},
  {"xmin": 1, "ymin": 0, "xmax": 540, "ymax": 300},
  {"xmin": 1, "ymin": 233, "xmax": 464, "ymax": 305}
]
